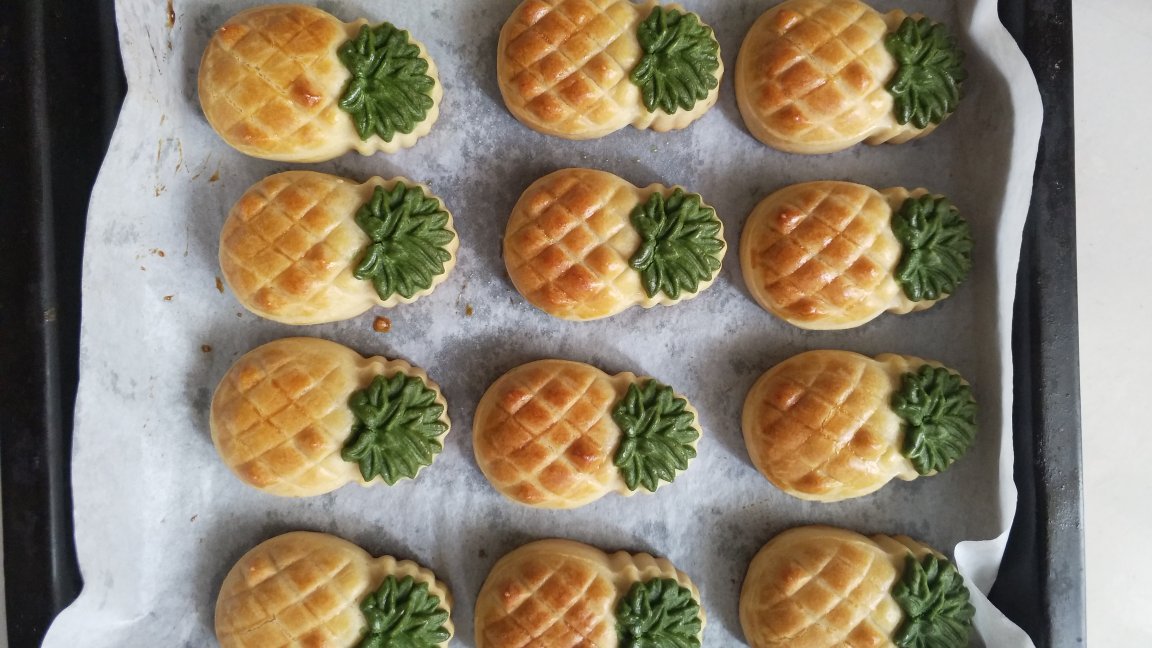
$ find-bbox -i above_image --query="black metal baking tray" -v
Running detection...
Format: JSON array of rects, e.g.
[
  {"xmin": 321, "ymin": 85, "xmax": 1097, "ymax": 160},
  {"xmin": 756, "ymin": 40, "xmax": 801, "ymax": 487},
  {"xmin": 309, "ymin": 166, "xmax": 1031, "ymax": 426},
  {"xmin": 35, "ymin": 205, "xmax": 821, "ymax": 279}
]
[{"xmin": 0, "ymin": 0, "xmax": 1081, "ymax": 645}]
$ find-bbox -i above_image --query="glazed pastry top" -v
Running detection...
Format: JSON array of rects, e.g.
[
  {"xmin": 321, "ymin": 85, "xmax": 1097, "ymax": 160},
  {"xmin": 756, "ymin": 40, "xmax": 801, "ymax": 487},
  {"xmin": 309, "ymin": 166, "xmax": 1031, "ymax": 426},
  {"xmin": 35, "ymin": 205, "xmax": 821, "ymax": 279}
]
[
  {"xmin": 474, "ymin": 359, "xmax": 628, "ymax": 507},
  {"xmin": 198, "ymin": 5, "xmax": 442, "ymax": 161},
  {"xmin": 735, "ymin": 0, "xmax": 966, "ymax": 153},
  {"xmin": 215, "ymin": 531, "xmax": 453, "ymax": 648},
  {"xmin": 740, "ymin": 525, "xmax": 973, "ymax": 648},
  {"xmin": 210, "ymin": 337, "xmax": 450, "ymax": 496},
  {"xmin": 740, "ymin": 181, "xmax": 970, "ymax": 329},
  {"xmin": 475, "ymin": 538, "xmax": 703, "ymax": 648},
  {"xmin": 473, "ymin": 359, "xmax": 701, "ymax": 508},
  {"xmin": 219, "ymin": 170, "xmax": 457, "ymax": 325},
  {"xmin": 504, "ymin": 168, "xmax": 725, "ymax": 320},
  {"xmin": 497, "ymin": 0, "xmax": 723, "ymax": 139},
  {"xmin": 742, "ymin": 350, "xmax": 977, "ymax": 502}
]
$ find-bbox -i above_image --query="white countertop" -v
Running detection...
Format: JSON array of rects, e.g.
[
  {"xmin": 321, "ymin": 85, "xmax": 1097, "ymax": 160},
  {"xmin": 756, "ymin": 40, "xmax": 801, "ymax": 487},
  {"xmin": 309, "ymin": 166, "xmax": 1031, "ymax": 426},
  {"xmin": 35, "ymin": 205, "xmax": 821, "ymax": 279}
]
[{"xmin": 1076, "ymin": 1, "xmax": 1152, "ymax": 645}]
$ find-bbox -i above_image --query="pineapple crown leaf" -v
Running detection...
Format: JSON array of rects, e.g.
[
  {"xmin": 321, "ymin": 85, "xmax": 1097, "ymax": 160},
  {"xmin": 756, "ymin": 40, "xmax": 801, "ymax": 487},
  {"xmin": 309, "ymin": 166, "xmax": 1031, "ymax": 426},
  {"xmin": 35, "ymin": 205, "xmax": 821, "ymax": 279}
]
[
  {"xmin": 630, "ymin": 7, "xmax": 720, "ymax": 114},
  {"xmin": 884, "ymin": 16, "xmax": 967, "ymax": 129},
  {"xmin": 357, "ymin": 575, "xmax": 451, "ymax": 648},
  {"xmin": 892, "ymin": 194, "xmax": 972, "ymax": 302},
  {"xmin": 341, "ymin": 373, "xmax": 447, "ymax": 484},
  {"xmin": 612, "ymin": 380, "xmax": 699, "ymax": 492},
  {"xmin": 616, "ymin": 578, "xmax": 702, "ymax": 648},
  {"xmin": 892, "ymin": 554, "xmax": 975, "ymax": 648},
  {"xmin": 628, "ymin": 188, "xmax": 724, "ymax": 300},
  {"xmin": 352, "ymin": 183, "xmax": 455, "ymax": 301},
  {"xmin": 338, "ymin": 22, "xmax": 436, "ymax": 142},
  {"xmin": 893, "ymin": 365, "xmax": 977, "ymax": 475}
]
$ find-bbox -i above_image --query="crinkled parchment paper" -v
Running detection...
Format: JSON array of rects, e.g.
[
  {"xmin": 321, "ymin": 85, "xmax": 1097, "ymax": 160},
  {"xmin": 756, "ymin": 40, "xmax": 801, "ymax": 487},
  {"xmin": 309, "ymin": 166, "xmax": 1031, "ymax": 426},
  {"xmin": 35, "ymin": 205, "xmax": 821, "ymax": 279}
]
[{"xmin": 44, "ymin": 0, "xmax": 1041, "ymax": 645}]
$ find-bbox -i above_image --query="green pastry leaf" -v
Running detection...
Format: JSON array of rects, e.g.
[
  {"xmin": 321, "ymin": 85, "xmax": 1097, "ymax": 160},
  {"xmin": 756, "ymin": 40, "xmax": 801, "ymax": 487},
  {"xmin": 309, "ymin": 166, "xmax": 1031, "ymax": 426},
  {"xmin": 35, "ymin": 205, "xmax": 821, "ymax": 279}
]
[
  {"xmin": 612, "ymin": 380, "xmax": 699, "ymax": 492},
  {"xmin": 352, "ymin": 183, "xmax": 455, "ymax": 301},
  {"xmin": 892, "ymin": 194, "xmax": 972, "ymax": 301},
  {"xmin": 338, "ymin": 22, "xmax": 436, "ymax": 142},
  {"xmin": 892, "ymin": 554, "xmax": 975, "ymax": 648},
  {"xmin": 630, "ymin": 7, "xmax": 720, "ymax": 114},
  {"xmin": 884, "ymin": 17, "xmax": 967, "ymax": 129},
  {"xmin": 341, "ymin": 373, "xmax": 447, "ymax": 485},
  {"xmin": 616, "ymin": 578, "xmax": 702, "ymax": 648},
  {"xmin": 357, "ymin": 575, "xmax": 451, "ymax": 648},
  {"xmin": 893, "ymin": 365, "xmax": 976, "ymax": 475},
  {"xmin": 628, "ymin": 189, "xmax": 723, "ymax": 300}
]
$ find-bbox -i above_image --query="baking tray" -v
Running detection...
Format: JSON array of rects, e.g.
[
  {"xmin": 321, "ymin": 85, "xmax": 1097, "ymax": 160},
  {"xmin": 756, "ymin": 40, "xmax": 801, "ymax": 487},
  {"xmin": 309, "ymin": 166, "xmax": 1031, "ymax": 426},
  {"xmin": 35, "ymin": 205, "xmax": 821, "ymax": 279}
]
[{"xmin": 0, "ymin": 0, "xmax": 1081, "ymax": 646}]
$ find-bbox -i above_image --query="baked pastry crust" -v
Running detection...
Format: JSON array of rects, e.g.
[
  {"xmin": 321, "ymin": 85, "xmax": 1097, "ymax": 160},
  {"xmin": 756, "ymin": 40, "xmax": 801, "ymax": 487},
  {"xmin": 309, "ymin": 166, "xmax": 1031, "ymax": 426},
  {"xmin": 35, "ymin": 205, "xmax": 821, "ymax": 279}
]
[
  {"xmin": 475, "ymin": 538, "xmax": 704, "ymax": 648},
  {"xmin": 473, "ymin": 359, "xmax": 701, "ymax": 508},
  {"xmin": 504, "ymin": 167, "xmax": 725, "ymax": 320},
  {"xmin": 741, "ymin": 349, "xmax": 961, "ymax": 501},
  {"xmin": 198, "ymin": 4, "xmax": 442, "ymax": 162},
  {"xmin": 216, "ymin": 531, "xmax": 453, "ymax": 648},
  {"xmin": 735, "ymin": 0, "xmax": 937, "ymax": 154},
  {"xmin": 740, "ymin": 181, "xmax": 940, "ymax": 330},
  {"xmin": 210, "ymin": 337, "xmax": 449, "ymax": 496},
  {"xmin": 497, "ymin": 0, "xmax": 722, "ymax": 139},
  {"xmin": 219, "ymin": 170, "xmax": 458, "ymax": 325},
  {"xmin": 740, "ymin": 525, "xmax": 936, "ymax": 648}
]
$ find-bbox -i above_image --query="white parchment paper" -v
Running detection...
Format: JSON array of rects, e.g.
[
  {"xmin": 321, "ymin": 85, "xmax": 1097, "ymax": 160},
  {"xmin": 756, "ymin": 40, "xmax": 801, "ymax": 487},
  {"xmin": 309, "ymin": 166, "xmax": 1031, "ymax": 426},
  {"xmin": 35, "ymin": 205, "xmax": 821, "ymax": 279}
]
[{"xmin": 45, "ymin": 0, "xmax": 1042, "ymax": 645}]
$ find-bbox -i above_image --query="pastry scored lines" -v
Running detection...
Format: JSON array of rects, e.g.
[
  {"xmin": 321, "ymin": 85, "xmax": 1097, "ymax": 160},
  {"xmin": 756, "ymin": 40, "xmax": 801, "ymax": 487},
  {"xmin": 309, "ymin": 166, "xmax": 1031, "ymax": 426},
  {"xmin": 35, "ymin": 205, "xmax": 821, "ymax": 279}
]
[
  {"xmin": 764, "ymin": 2, "xmax": 889, "ymax": 139},
  {"xmin": 769, "ymin": 187, "xmax": 886, "ymax": 313},
  {"xmin": 512, "ymin": 177, "xmax": 635, "ymax": 311},
  {"xmin": 498, "ymin": 369, "xmax": 612, "ymax": 497},
  {"xmin": 224, "ymin": 355, "xmax": 349, "ymax": 485},
  {"xmin": 510, "ymin": 0, "xmax": 634, "ymax": 129},
  {"xmin": 783, "ymin": 189, "xmax": 889, "ymax": 314},
  {"xmin": 770, "ymin": 359, "xmax": 881, "ymax": 489},
  {"xmin": 229, "ymin": 548, "xmax": 360, "ymax": 647},
  {"xmin": 765, "ymin": 3, "xmax": 882, "ymax": 136},
  {"xmin": 769, "ymin": 545, "xmax": 890, "ymax": 642},
  {"xmin": 498, "ymin": 558, "xmax": 605, "ymax": 647},
  {"xmin": 768, "ymin": 189, "xmax": 885, "ymax": 313},
  {"xmin": 224, "ymin": 180, "xmax": 365, "ymax": 309},
  {"xmin": 257, "ymin": 183, "xmax": 367, "ymax": 307},
  {"xmin": 782, "ymin": 360, "xmax": 884, "ymax": 489},
  {"xmin": 510, "ymin": 1, "xmax": 630, "ymax": 107},
  {"xmin": 211, "ymin": 13, "xmax": 336, "ymax": 138},
  {"xmin": 210, "ymin": 13, "xmax": 340, "ymax": 146}
]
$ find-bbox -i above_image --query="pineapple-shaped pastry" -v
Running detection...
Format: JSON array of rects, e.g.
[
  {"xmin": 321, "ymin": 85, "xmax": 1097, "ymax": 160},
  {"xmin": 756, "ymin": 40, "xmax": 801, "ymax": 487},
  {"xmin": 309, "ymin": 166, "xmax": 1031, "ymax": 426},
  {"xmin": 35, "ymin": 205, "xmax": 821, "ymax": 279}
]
[
  {"xmin": 740, "ymin": 525, "xmax": 974, "ymax": 648},
  {"xmin": 742, "ymin": 350, "xmax": 977, "ymax": 502},
  {"xmin": 735, "ymin": 0, "xmax": 967, "ymax": 153},
  {"xmin": 198, "ymin": 4, "xmax": 442, "ymax": 161},
  {"xmin": 475, "ymin": 539, "xmax": 705, "ymax": 647},
  {"xmin": 216, "ymin": 531, "xmax": 453, "ymax": 647},
  {"xmin": 740, "ymin": 181, "xmax": 971, "ymax": 330},
  {"xmin": 504, "ymin": 168, "xmax": 726, "ymax": 320},
  {"xmin": 497, "ymin": 0, "xmax": 723, "ymax": 139},
  {"xmin": 210, "ymin": 337, "xmax": 450, "ymax": 496},
  {"xmin": 220, "ymin": 170, "xmax": 458, "ymax": 325},
  {"xmin": 473, "ymin": 359, "xmax": 702, "ymax": 508}
]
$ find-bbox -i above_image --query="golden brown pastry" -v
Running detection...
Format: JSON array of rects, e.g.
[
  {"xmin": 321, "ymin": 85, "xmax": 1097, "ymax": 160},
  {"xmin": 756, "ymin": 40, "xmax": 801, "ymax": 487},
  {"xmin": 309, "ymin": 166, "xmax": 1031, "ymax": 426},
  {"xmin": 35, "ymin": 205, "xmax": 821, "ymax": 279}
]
[
  {"xmin": 505, "ymin": 168, "xmax": 725, "ymax": 320},
  {"xmin": 735, "ymin": 0, "xmax": 967, "ymax": 154},
  {"xmin": 219, "ymin": 170, "xmax": 458, "ymax": 325},
  {"xmin": 216, "ymin": 531, "xmax": 453, "ymax": 647},
  {"xmin": 740, "ymin": 525, "xmax": 974, "ymax": 648},
  {"xmin": 198, "ymin": 5, "xmax": 442, "ymax": 162},
  {"xmin": 497, "ymin": 0, "xmax": 723, "ymax": 139},
  {"xmin": 476, "ymin": 539, "xmax": 704, "ymax": 647},
  {"xmin": 210, "ymin": 337, "xmax": 450, "ymax": 496},
  {"xmin": 740, "ymin": 181, "xmax": 971, "ymax": 330},
  {"xmin": 742, "ymin": 350, "xmax": 976, "ymax": 502},
  {"xmin": 473, "ymin": 359, "xmax": 701, "ymax": 509}
]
